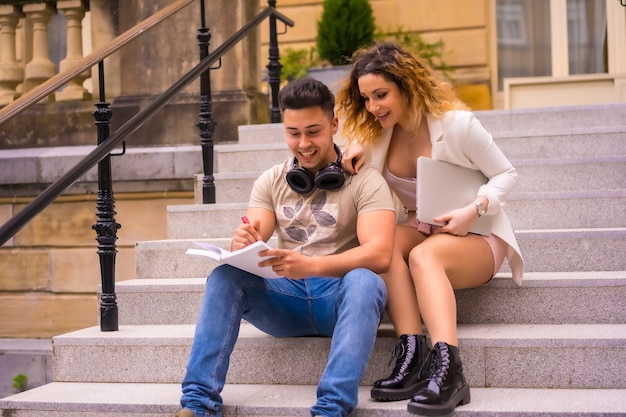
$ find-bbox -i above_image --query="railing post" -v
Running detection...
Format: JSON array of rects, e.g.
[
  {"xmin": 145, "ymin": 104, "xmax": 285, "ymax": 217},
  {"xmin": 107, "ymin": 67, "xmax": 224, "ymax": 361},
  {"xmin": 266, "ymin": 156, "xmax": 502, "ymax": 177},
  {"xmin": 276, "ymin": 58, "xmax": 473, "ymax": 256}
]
[
  {"xmin": 56, "ymin": 0, "xmax": 91, "ymax": 101},
  {"xmin": 266, "ymin": 0, "xmax": 282, "ymax": 123},
  {"xmin": 22, "ymin": 2, "xmax": 56, "ymax": 95},
  {"xmin": 92, "ymin": 61, "xmax": 120, "ymax": 332},
  {"xmin": 0, "ymin": 4, "xmax": 24, "ymax": 105},
  {"xmin": 197, "ymin": 0, "xmax": 216, "ymax": 204}
]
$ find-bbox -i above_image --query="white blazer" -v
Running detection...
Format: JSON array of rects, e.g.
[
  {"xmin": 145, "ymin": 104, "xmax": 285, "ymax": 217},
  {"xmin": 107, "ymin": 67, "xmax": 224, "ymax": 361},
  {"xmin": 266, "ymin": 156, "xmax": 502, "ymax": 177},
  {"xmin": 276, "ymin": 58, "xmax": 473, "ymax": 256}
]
[{"xmin": 361, "ymin": 110, "xmax": 524, "ymax": 286}]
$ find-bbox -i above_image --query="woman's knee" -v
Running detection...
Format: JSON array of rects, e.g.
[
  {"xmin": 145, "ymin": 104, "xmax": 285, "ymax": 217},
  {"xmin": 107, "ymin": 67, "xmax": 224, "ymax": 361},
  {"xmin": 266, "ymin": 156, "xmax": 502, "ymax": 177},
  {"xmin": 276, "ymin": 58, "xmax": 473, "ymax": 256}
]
[
  {"xmin": 408, "ymin": 244, "xmax": 425, "ymax": 266},
  {"xmin": 408, "ymin": 243, "xmax": 442, "ymax": 276}
]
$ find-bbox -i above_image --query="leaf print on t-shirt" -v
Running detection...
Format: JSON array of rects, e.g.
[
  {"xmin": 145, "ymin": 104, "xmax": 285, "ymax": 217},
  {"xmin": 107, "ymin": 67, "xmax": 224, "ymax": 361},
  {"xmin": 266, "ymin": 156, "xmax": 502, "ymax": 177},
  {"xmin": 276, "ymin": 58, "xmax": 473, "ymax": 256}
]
[
  {"xmin": 285, "ymin": 226, "xmax": 309, "ymax": 242},
  {"xmin": 282, "ymin": 191, "xmax": 336, "ymax": 243},
  {"xmin": 283, "ymin": 198, "xmax": 303, "ymax": 220},
  {"xmin": 311, "ymin": 192, "xmax": 337, "ymax": 226}
]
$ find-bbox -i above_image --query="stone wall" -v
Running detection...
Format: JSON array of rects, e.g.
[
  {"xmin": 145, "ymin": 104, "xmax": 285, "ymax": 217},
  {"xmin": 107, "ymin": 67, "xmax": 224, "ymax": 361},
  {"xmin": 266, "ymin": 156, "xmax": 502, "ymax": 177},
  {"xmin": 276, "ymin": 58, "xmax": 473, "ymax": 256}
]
[
  {"xmin": 0, "ymin": 140, "xmax": 197, "ymax": 397},
  {"xmin": 0, "ymin": 192, "xmax": 193, "ymax": 338},
  {"xmin": 0, "ymin": 187, "xmax": 193, "ymax": 396},
  {"xmin": 0, "ymin": 142, "xmax": 201, "ymax": 339}
]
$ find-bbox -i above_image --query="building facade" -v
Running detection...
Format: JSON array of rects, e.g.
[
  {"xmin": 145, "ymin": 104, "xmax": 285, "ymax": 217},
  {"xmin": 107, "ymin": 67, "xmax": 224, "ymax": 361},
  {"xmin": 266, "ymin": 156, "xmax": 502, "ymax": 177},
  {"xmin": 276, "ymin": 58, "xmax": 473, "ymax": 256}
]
[
  {"xmin": 263, "ymin": 0, "xmax": 626, "ymax": 110},
  {"xmin": 0, "ymin": 0, "xmax": 625, "ymax": 340}
]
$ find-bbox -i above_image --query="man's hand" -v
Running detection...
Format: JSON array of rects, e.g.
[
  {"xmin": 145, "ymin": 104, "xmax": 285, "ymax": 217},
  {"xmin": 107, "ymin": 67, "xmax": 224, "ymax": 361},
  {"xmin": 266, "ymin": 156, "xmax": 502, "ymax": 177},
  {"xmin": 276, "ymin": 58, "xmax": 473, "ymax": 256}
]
[
  {"xmin": 231, "ymin": 218, "xmax": 262, "ymax": 251},
  {"xmin": 259, "ymin": 248, "xmax": 315, "ymax": 279}
]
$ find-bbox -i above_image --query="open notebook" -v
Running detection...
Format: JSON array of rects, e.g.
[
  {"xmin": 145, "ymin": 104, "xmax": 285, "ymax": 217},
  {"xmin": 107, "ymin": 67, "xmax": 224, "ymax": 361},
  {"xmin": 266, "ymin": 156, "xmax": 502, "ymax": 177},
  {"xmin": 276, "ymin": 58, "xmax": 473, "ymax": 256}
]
[
  {"xmin": 417, "ymin": 156, "xmax": 492, "ymax": 236},
  {"xmin": 186, "ymin": 240, "xmax": 281, "ymax": 278}
]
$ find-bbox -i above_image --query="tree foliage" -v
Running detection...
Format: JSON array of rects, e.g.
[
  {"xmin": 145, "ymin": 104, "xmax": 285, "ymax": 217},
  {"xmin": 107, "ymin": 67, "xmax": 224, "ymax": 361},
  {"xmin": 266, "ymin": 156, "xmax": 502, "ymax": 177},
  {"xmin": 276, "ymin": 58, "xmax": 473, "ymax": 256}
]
[{"xmin": 316, "ymin": 0, "xmax": 375, "ymax": 66}]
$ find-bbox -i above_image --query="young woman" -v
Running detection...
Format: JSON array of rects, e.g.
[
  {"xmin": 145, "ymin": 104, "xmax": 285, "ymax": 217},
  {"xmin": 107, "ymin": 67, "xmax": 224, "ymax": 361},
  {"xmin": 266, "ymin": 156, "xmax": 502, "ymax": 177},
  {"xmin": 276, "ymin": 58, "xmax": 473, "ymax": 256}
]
[{"xmin": 335, "ymin": 42, "xmax": 524, "ymax": 416}]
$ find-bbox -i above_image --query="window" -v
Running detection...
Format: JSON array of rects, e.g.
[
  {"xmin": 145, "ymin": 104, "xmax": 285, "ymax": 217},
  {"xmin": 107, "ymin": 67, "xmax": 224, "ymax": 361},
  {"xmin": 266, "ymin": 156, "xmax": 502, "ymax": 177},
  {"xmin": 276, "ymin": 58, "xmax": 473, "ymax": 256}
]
[
  {"xmin": 567, "ymin": 0, "xmax": 607, "ymax": 74},
  {"xmin": 497, "ymin": 3, "xmax": 527, "ymax": 46},
  {"xmin": 496, "ymin": 0, "xmax": 552, "ymax": 90},
  {"xmin": 496, "ymin": 0, "xmax": 610, "ymax": 90}
]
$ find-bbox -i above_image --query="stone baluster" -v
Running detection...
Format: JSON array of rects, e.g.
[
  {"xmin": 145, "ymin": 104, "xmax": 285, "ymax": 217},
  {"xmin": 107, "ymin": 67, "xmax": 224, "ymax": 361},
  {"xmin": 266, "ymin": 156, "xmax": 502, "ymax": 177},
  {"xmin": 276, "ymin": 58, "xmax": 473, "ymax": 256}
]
[
  {"xmin": 0, "ymin": 5, "xmax": 24, "ymax": 105},
  {"xmin": 56, "ymin": 0, "xmax": 91, "ymax": 101},
  {"xmin": 22, "ymin": 2, "xmax": 56, "ymax": 98}
]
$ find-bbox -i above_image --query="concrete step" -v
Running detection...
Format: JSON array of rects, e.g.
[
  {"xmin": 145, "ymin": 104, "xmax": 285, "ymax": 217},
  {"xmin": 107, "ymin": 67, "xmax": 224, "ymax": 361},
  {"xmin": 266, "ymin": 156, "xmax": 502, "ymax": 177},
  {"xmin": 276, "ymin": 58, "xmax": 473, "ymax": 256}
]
[
  {"xmin": 506, "ymin": 190, "xmax": 626, "ymax": 230},
  {"xmin": 0, "ymin": 339, "xmax": 52, "ymax": 399},
  {"xmin": 474, "ymin": 103, "xmax": 626, "ymax": 134},
  {"xmin": 237, "ymin": 105, "xmax": 626, "ymax": 158},
  {"xmin": 0, "ymin": 144, "xmax": 202, "ymax": 195},
  {"xmin": 2, "ymin": 382, "xmax": 625, "ymax": 417},
  {"xmin": 209, "ymin": 171, "xmax": 259, "ymax": 204},
  {"xmin": 204, "ymin": 157, "xmax": 626, "ymax": 203},
  {"xmin": 237, "ymin": 123, "xmax": 285, "ymax": 145},
  {"xmin": 514, "ymin": 156, "xmax": 626, "ymax": 193},
  {"xmin": 202, "ymin": 177, "xmax": 626, "ymax": 229},
  {"xmin": 166, "ymin": 202, "xmax": 246, "ymax": 240},
  {"xmin": 1, "ymin": 106, "xmax": 621, "ymax": 194},
  {"xmin": 114, "ymin": 271, "xmax": 626, "ymax": 326},
  {"xmin": 493, "ymin": 127, "xmax": 626, "ymax": 160},
  {"xmin": 49, "ymin": 322, "xmax": 626, "ymax": 389},
  {"xmin": 168, "ymin": 189, "xmax": 626, "ymax": 240},
  {"xmin": 135, "ymin": 238, "xmax": 236, "ymax": 279},
  {"xmin": 212, "ymin": 145, "xmax": 625, "ymax": 192},
  {"xmin": 214, "ymin": 142, "xmax": 291, "ymax": 173},
  {"xmin": 512, "ymin": 227, "xmax": 626, "ymax": 272},
  {"xmin": 147, "ymin": 227, "xmax": 626, "ymax": 276}
]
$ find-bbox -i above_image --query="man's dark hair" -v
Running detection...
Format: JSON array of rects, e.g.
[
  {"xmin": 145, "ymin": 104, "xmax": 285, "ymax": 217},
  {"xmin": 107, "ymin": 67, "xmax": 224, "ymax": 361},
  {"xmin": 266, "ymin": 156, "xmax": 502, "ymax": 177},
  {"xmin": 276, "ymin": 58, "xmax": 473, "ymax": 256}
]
[{"xmin": 278, "ymin": 77, "xmax": 335, "ymax": 119}]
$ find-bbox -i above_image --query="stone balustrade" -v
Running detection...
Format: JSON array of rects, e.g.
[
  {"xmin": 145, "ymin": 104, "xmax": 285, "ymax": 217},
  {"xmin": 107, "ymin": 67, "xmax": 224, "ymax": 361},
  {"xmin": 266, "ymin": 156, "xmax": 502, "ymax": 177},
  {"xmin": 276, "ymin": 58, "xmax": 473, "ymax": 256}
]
[{"xmin": 0, "ymin": 0, "xmax": 90, "ymax": 106}]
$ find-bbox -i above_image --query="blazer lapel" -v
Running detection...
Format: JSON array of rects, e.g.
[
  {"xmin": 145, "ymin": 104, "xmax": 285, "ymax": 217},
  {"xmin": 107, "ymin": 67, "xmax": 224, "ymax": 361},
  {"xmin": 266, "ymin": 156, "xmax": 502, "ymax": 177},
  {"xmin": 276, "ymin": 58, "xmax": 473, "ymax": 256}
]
[{"xmin": 427, "ymin": 115, "xmax": 446, "ymax": 159}]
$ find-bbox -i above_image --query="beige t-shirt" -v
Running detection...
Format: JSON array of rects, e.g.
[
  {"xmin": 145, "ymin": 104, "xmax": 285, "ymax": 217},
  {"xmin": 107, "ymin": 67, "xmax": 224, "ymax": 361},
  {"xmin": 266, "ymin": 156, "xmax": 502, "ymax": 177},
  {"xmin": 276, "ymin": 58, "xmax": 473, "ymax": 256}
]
[{"xmin": 249, "ymin": 159, "xmax": 395, "ymax": 257}]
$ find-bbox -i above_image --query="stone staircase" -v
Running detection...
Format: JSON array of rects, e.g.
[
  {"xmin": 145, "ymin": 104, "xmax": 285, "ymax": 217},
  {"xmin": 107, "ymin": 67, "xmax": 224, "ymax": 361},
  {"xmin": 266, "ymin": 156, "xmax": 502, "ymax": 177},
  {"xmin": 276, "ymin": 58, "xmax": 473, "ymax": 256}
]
[{"xmin": 1, "ymin": 103, "xmax": 626, "ymax": 416}]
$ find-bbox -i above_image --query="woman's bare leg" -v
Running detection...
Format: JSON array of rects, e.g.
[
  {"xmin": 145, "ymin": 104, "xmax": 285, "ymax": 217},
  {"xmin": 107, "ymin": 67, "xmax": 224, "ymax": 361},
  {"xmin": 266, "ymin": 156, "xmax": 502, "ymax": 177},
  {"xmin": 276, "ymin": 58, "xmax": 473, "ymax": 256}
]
[
  {"xmin": 406, "ymin": 233, "xmax": 492, "ymax": 414},
  {"xmin": 382, "ymin": 224, "xmax": 427, "ymax": 336},
  {"xmin": 371, "ymin": 224, "xmax": 430, "ymax": 402},
  {"xmin": 408, "ymin": 233, "xmax": 493, "ymax": 345}
]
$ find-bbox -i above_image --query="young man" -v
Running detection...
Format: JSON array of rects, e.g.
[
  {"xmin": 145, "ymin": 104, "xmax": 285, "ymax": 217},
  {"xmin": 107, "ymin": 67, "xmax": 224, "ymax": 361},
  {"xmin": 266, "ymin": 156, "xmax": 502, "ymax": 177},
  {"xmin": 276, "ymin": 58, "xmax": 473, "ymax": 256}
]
[{"xmin": 176, "ymin": 78, "xmax": 396, "ymax": 417}]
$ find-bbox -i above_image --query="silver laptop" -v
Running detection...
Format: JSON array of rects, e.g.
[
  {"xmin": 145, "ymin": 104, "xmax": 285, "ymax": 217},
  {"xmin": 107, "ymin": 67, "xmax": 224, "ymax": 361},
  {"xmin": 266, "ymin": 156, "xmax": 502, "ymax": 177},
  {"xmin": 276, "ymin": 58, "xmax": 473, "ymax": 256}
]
[{"xmin": 417, "ymin": 156, "xmax": 492, "ymax": 236}]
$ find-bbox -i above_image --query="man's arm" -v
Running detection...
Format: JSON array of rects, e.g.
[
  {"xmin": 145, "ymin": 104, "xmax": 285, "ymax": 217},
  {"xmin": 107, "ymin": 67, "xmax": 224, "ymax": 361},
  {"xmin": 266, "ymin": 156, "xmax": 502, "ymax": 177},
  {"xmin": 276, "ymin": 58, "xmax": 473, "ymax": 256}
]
[
  {"xmin": 260, "ymin": 208, "xmax": 395, "ymax": 279},
  {"xmin": 354, "ymin": 209, "xmax": 395, "ymax": 272}
]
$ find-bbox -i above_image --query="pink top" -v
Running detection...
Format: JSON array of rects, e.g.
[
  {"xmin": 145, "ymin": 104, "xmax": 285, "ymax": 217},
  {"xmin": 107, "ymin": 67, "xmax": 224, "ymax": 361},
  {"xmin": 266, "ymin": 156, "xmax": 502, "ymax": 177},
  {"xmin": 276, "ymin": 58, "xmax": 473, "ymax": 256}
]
[
  {"xmin": 384, "ymin": 166, "xmax": 441, "ymax": 236},
  {"xmin": 383, "ymin": 165, "xmax": 506, "ymax": 276}
]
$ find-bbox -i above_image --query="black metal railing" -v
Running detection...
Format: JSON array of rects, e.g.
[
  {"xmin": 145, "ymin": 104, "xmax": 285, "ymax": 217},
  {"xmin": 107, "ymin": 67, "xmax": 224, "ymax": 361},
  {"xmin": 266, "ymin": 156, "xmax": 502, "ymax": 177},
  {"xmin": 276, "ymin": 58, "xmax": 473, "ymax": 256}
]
[
  {"xmin": 195, "ymin": 1, "xmax": 293, "ymax": 203},
  {"xmin": 0, "ymin": 0, "xmax": 293, "ymax": 331},
  {"xmin": 197, "ymin": 0, "xmax": 216, "ymax": 204}
]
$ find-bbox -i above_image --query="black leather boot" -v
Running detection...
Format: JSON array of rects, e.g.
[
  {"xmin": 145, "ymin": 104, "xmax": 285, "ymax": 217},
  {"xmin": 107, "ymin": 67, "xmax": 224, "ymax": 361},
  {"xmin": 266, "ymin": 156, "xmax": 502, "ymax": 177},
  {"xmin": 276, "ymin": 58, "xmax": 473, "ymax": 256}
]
[
  {"xmin": 407, "ymin": 341, "xmax": 470, "ymax": 416},
  {"xmin": 371, "ymin": 334, "xmax": 430, "ymax": 401}
]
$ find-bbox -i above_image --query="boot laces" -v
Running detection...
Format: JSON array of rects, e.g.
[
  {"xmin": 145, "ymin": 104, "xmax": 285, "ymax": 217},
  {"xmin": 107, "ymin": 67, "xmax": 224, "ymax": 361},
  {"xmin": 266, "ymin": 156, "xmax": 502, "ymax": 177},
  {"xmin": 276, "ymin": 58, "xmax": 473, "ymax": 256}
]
[
  {"xmin": 425, "ymin": 344, "xmax": 450, "ymax": 385},
  {"xmin": 388, "ymin": 337, "xmax": 416, "ymax": 376},
  {"xmin": 387, "ymin": 338, "xmax": 406, "ymax": 367}
]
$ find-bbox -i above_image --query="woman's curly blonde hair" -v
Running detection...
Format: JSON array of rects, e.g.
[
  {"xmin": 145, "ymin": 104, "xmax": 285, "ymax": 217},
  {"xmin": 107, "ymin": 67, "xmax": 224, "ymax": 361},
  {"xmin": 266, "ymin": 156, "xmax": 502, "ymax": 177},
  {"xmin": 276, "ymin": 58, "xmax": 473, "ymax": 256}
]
[{"xmin": 335, "ymin": 42, "xmax": 466, "ymax": 145}]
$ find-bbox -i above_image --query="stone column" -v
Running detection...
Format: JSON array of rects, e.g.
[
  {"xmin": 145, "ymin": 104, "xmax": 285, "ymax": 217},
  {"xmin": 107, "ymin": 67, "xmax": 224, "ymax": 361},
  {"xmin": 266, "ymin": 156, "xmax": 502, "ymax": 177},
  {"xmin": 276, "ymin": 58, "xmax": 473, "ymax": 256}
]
[
  {"xmin": 22, "ymin": 2, "xmax": 56, "ymax": 96},
  {"xmin": 88, "ymin": 0, "xmax": 119, "ymax": 99},
  {"xmin": 110, "ymin": 0, "xmax": 269, "ymax": 146},
  {"xmin": 0, "ymin": 5, "xmax": 24, "ymax": 105},
  {"xmin": 56, "ymin": 0, "xmax": 91, "ymax": 101}
]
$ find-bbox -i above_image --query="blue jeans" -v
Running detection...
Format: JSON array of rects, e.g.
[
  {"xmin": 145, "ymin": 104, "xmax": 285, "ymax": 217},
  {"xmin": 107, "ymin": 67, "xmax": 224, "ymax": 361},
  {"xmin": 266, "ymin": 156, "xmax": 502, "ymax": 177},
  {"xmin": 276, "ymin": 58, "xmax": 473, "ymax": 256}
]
[{"xmin": 180, "ymin": 265, "xmax": 387, "ymax": 417}]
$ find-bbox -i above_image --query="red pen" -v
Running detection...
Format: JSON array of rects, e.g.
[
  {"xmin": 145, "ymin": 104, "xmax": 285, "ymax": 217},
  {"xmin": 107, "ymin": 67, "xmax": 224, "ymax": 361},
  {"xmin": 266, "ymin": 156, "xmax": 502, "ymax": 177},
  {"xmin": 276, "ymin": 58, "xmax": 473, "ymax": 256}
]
[{"xmin": 241, "ymin": 215, "xmax": 250, "ymax": 224}]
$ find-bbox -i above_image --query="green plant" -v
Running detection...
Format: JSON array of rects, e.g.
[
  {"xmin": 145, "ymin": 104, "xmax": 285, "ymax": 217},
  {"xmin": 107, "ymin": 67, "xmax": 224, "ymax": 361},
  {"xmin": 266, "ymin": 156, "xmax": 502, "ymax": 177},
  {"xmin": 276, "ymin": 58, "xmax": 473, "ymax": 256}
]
[
  {"xmin": 375, "ymin": 27, "xmax": 454, "ymax": 81},
  {"xmin": 12, "ymin": 373, "xmax": 28, "ymax": 392},
  {"xmin": 280, "ymin": 25, "xmax": 452, "ymax": 84},
  {"xmin": 316, "ymin": 0, "xmax": 375, "ymax": 66},
  {"xmin": 280, "ymin": 47, "xmax": 319, "ymax": 82}
]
